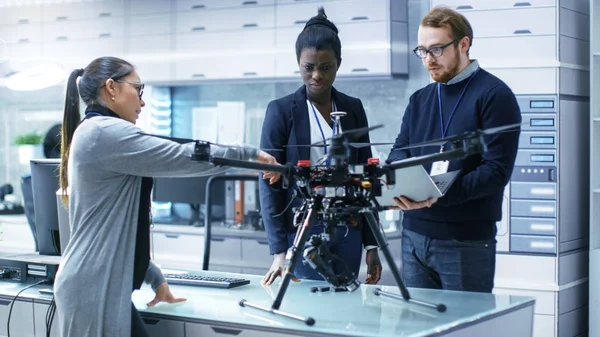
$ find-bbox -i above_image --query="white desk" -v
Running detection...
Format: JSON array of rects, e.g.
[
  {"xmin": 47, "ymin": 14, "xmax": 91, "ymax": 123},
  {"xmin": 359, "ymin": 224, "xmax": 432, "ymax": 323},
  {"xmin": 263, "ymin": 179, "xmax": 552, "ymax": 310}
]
[{"xmin": 0, "ymin": 270, "xmax": 535, "ymax": 337}]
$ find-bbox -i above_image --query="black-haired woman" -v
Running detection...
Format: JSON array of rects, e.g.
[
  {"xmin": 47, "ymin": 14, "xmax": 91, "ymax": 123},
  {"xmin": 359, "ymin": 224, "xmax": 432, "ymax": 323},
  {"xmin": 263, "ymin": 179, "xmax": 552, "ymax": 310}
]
[
  {"xmin": 259, "ymin": 8, "xmax": 382, "ymax": 286},
  {"xmin": 53, "ymin": 56, "xmax": 280, "ymax": 337}
]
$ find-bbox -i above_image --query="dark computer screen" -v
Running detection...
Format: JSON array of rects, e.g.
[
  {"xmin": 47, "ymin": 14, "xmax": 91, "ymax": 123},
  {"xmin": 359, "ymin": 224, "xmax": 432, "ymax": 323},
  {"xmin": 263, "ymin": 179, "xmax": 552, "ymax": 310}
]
[
  {"xmin": 152, "ymin": 175, "xmax": 227, "ymax": 225},
  {"xmin": 30, "ymin": 158, "xmax": 61, "ymax": 256}
]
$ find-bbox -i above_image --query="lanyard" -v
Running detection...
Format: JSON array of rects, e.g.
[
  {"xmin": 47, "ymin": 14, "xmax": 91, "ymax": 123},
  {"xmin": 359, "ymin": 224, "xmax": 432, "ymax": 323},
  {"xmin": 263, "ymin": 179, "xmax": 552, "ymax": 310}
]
[
  {"xmin": 437, "ymin": 67, "xmax": 480, "ymax": 139},
  {"xmin": 309, "ymin": 99, "xmax": 337, "ymax": 156}
]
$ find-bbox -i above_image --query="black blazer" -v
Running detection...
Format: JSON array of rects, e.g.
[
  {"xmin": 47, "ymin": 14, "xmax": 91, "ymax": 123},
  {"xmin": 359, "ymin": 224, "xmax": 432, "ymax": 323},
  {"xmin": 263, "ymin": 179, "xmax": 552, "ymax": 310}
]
[{"xmin": 258, "ymin": 85, "xmax": 377, "ymax": 255}]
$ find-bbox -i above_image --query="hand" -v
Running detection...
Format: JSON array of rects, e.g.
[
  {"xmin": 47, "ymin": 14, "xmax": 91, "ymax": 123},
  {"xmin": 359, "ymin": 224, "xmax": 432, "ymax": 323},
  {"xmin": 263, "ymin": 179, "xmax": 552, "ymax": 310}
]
[
  {"xmin": 256, "ymin": 150, "xmax": 282, "ymax": 184},
  {"xmin": 393, "ymin": 196, "xmax": 437, "ymax": 211},
  {"xmin": 146, "ymin": 281, "xmax": 187, "ymax": 307},
  {"xmin": 261, "ymin": 252, "xmax": 300, "ymax": 286},
  {"xmin": 364, "ymin": 249, "xmax": 382, "ymax": 284}
]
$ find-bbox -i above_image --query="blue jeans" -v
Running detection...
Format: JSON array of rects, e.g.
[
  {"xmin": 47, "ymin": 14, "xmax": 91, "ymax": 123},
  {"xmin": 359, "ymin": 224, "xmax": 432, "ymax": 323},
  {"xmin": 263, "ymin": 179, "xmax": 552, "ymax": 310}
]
[
  {"xmin": 287, "ymin": 223, "xmax": 363, "ymax": 281},
  {"xmin": 401, "ymin": 229, "xmax": 496, "ymax": 293}
]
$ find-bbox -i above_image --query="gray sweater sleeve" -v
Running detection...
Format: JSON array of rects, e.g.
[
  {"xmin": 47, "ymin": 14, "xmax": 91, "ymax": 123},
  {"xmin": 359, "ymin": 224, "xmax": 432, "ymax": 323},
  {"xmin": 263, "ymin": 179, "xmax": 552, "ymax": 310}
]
[
  {"xmin": 91, "ymin": 118, "xmax": 258, "ymax": 177},
  {"xmin": 144, "ymin": 261, "xmax": 166, "ymax": 291}
]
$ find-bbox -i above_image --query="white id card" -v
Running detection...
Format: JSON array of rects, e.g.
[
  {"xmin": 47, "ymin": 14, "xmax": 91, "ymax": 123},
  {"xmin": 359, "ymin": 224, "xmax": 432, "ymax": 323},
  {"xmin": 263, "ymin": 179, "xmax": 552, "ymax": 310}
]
[{"xmin": 430, "ymin": 160, "xmax": 449, "ymax": 176}]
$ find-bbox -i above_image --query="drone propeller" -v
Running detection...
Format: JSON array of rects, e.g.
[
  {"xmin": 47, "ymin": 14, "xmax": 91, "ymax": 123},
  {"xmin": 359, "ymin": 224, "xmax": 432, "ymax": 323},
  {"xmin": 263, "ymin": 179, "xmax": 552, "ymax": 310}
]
[
  {"xmin": 348, "ymin": 142, "xmax": 395, "ymax": 149},
  {"xmin": 138, "ymin": 132, "xmax": 283, "ymax": 151},
  {"xmin": 279, "ymin": 124, "xmax": 385, "ymax": 150},
  {"xmin": 393, "ymin": 122, "xmax": 523, "ymax": 151},
  {"xmin": 326, "ymin": 124, "xmax": 384, "ymax": 143}
]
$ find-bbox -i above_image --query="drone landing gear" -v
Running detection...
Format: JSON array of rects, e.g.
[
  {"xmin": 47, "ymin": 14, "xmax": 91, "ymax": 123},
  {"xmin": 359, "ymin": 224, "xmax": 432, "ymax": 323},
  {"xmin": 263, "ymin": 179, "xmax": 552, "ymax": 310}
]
[
  {"xmin": 361, "ymin": 212, "xmax": 446, "ymax": 313},
  {"xmin": 239, "ymin": 198, "xmax": 321, "ymax": 326},
  {"xmin": 239, "ymin": 199, "xmax": 446, "ymax": 326}
]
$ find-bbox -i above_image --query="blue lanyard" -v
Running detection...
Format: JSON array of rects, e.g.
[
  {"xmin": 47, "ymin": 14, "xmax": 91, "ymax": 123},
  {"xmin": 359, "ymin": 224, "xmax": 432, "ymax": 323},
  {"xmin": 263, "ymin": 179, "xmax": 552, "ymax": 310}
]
[
  {"xmin": 309, "ymin": 100, "xmax": 337, "ymax": 166},
  {"xmin": 437, "ymin": 67, "xmax": 480, "ymax": 139},
  {"xmin": 309, "ymin": 100, "xmax": 337, "ymax": 156}
]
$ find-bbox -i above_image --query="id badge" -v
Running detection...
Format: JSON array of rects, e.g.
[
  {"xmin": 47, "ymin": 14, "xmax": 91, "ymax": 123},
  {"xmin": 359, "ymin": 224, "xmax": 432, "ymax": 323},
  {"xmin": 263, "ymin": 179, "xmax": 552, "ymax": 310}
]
[{"xmin": 430, "ymin": 160, "xmax": 449, "ymax": 176}]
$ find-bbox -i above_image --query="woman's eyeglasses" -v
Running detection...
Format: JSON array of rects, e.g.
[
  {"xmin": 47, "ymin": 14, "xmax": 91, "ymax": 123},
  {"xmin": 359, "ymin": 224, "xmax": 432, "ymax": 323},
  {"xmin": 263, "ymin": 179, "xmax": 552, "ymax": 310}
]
[{"xmin": 115, "ymin": 80, "xmax": 145, "ymax": 100}]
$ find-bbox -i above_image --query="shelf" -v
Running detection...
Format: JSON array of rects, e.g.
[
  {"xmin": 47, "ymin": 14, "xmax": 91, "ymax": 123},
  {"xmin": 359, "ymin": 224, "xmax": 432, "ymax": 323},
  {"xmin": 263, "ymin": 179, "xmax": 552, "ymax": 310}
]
[
  {"xmin": 595, "ymin": 189, "xmax": 600, "ymax": 193},
  {"xmin": 595, "ymin": 118, "xmax": 600, "ymax": 122}
]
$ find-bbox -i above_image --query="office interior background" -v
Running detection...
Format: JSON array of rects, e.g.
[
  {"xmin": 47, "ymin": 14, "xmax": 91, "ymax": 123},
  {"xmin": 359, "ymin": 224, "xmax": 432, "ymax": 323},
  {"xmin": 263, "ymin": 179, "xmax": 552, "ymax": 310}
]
[{"xmin": 0, "ymin": 0, "xmax": 596, "ymax": 336}]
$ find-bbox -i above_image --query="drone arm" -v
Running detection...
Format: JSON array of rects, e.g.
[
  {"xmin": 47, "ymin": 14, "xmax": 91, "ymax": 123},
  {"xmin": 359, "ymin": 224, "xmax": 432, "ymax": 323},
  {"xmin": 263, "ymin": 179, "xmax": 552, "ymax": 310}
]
[{"xmin": 386, "ymin": 103, "xmax": 413, "ymax": 163}]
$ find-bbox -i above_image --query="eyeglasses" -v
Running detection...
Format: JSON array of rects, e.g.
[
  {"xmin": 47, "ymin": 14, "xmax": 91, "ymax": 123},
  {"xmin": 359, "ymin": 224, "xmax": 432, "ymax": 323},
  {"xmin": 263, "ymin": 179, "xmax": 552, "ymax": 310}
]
[
  {"xmin": 115, "ymin": 80, "xmax": 145, "ymax": 100},
  {"xmin": 413, "ymin": 39, "xmax": 457, "ymax": 59}
]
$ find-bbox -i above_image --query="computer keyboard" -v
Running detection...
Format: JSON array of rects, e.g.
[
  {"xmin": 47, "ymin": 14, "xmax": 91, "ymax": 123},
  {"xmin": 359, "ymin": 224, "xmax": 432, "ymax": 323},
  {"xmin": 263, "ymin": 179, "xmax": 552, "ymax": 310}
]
[{"xmin": 163, "ymin": 273, "xmax": 250, "ymax": 289}]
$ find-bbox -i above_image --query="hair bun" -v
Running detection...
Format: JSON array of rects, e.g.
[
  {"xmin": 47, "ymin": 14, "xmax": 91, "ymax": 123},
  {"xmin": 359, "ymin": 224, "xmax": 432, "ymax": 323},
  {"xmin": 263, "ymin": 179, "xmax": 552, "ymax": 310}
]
[{"xmin": 304, "ymin": 6, "xmax": 338, "ymax": 34}]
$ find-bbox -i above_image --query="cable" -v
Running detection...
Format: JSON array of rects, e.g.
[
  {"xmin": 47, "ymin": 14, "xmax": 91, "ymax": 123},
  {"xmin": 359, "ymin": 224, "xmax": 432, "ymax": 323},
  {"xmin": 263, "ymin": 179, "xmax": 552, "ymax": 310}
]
[
  {"xmin": 45, "ymin": 295, "xmax": 56, "ymax": 337},
  {"xmin": 7, "ymin": 279, "xmax": 48, "ymax": 337}
]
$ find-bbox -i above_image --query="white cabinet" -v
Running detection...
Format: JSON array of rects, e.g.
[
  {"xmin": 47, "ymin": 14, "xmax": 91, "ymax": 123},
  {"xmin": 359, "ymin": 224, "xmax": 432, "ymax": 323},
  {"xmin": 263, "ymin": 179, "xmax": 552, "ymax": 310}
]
[
  {"xmin": 175, "ymin": 29, "xmax": 276, "ymax": 80},
  {"xmin": 275, "ymin": 0, "xmax": 392, "ymax": 27},
  {"xmin": 40, "ymin": 0, "xmax": 125, "ymax": 23},
  {"xmin": 463, "ymin": 7, "xmax": 556, "ymax": 38},
  {"xmin": 0, "ymin": 24, "xmax": 43, "ymax": 44},
  {"xmin": 42, "ymin": 17, "xmax": 125, "ymax": 42},
  {"xmin": 484, "ymin": 67, "xmax": 556, "ymax": 95},
  {"xmin": 130, "ymin": 0, "xmax": 172, "ymax": 15},
  {"xmin": 0, "ymin": 6, "xmax": 42, "ymax": 25},
  {"xmin": 34, "ymin": 302, "xmax": 60, "ymax": 337},
  {"xmin": 0, "ymin": 297, "xmax": 34, "ymax": 337},
  {"xmin": 42, "ymin": 38, "xmax": 125, "ymax": 72},
  {"xmin": 240, "ymin": 239, "xmax": 272, "ymax": 269},
  {"xmin": 176, "ymin": 0, "xmax": 275, "ymax": 11},
  {"xmin": 176, "ymin": 6, "xmax": 275, "ymax": 32},
  {"xmin": 129, "ymin": 14, "xmax": 172, "ymax": 36},
  {"xmin": 430, "ymin": 0, "xmax": 556, "ymax": 11},
  {"xmin": 152, "ymin": 231, "xmax": 205, "ymax": 268},
  {"xmin": 128, "ymin": 34, "xmax": 173, "ymax": 83},
  {"xmin": 469, "ymin": 35, "xmax": 556, "ymax": 66}
]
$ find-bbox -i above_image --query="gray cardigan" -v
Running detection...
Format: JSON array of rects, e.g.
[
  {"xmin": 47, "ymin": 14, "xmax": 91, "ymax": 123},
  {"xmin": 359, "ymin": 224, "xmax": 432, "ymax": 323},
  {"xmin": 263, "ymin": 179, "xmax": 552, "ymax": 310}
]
[{"xmin": 53, "ymin": 116, "xmax": 257, "ymax": 337}]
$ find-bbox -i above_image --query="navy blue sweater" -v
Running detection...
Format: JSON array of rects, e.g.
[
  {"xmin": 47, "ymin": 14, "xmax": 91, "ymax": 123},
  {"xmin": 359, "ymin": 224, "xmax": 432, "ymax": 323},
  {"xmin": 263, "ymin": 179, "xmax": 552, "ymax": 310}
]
[{"xmin": 388, "ymin": 68, "xmax": 521, "ymax": 240}]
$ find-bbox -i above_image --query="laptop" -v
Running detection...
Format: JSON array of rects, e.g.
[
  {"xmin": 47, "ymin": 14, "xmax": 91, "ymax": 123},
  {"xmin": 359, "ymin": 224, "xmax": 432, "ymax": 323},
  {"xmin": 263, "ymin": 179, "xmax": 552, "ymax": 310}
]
[{"xmin": 393, "ymin": 165, "xmax": 460, "ymax": 202}]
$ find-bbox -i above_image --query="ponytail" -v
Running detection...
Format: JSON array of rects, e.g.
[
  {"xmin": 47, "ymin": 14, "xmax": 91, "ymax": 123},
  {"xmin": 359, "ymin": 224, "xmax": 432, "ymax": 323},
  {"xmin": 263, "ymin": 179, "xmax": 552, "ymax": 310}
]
[
  {"xmin": 58, "ymin": 57, "xmax": 135, "ymax": 204},
  {"xmin": 59, "ymin": 68, "xmax": 84, "ymax": 203}
]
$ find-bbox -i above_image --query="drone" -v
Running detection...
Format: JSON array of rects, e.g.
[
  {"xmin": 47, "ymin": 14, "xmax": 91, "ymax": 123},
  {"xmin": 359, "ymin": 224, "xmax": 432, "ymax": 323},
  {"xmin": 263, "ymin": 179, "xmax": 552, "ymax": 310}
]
[{"xmin": 141, "ymin": 115, "xmax": 521, "ymax": 326}]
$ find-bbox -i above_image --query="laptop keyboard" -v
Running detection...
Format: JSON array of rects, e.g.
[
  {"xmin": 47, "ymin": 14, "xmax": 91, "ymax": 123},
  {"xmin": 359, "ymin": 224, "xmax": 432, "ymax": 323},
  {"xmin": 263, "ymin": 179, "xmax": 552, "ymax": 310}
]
[
  {"xmin": 164, "ymin": 274, "xmax": 250, "ymax": 289},
  {"xmin": 434, "ymin": 180, "xmax": 449, "ymax": 191}
]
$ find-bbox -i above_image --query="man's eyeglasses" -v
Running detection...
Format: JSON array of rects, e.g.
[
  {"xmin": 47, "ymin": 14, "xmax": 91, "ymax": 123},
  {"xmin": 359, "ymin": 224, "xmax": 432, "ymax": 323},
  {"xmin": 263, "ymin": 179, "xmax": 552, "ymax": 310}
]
[
  {"xmin": 115, "ymin": 80, "xmax": 145, "ymax": 100},
  {"xmin": 413, "ymin": 39, "xmax": 457, "ymax": 59}
]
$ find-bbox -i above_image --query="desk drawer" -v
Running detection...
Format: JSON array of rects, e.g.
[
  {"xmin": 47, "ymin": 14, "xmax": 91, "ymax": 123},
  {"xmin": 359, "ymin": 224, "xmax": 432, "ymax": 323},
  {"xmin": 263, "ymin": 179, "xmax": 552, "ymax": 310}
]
[
  {"xmin": 511, "ymin": 217, "xmax": 556, "ymax": 236},
  {"xmin": 510, "ymin": 182, "xmax": 556, "ymax": 199},
  {"xmin": 185, "ymin": 322, "xmax": 302, "ymax": 336},
  {"xmin": 511, "ymin": 234, "xmax": 556, "ymax": 254},
  {"xmin": 209, "ymin": 237, "xmax": 242, "ymax": 267},
  {"xmin": 511, "ymin": 200, "xmax": 557, "ymax": 218},
  {"xmin": 142, "ymin": 317, "xmax": 184, "ymax": 337},
  {"xmin": 517, "ymin": 131, "xmax": 557, "ymax": 150},
  {"xmin": 241, "ymin": 238, "xmax": 272, "ymax": 268}
]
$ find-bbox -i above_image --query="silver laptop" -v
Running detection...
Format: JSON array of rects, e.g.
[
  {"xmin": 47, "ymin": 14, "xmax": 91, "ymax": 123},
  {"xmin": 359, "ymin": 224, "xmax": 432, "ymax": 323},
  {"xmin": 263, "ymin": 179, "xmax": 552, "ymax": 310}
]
[{"xmin": 393, "ymin": 165, "xmax": 460, "ymax": 202}]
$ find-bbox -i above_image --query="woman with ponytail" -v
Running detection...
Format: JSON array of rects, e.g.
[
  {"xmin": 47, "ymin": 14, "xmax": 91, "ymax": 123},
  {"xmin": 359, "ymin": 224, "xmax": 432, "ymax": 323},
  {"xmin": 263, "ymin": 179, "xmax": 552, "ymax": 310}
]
[
  {"xmin": 54, "ymin": 56, "xmax": 280, "ymax": 337},
  {"xmin": 259, "ymin": 8, "xmax": 382, "ymax": 287}
]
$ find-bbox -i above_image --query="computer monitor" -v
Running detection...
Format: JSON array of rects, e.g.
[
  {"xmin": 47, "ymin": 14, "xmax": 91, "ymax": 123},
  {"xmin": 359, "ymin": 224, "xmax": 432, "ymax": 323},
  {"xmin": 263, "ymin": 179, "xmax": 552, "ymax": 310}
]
[
  {"xmin": 152, "ymin": 175, "xmax": 227, "ymax": 226},
  {"xmin": 30, "ymin": 158, "xmax": 61, "ymax": 256}
]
